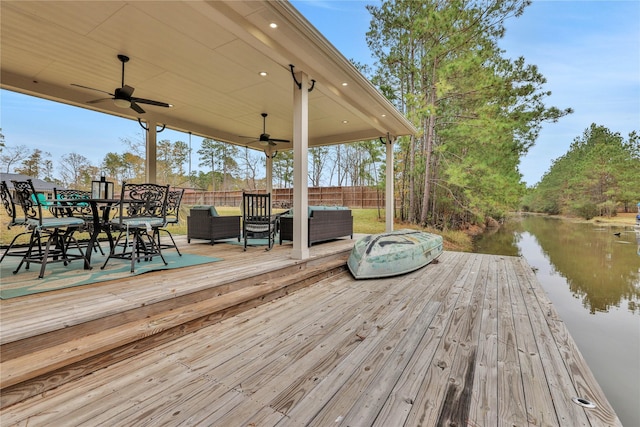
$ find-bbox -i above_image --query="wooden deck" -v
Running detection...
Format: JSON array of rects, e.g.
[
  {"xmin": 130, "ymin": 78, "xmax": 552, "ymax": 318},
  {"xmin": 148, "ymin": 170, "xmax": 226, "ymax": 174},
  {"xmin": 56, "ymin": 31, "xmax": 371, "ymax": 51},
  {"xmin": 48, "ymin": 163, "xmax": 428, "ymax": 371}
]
[{"xmin": 0, "ymin": 236, "xmax": 621, "ymax": 426}]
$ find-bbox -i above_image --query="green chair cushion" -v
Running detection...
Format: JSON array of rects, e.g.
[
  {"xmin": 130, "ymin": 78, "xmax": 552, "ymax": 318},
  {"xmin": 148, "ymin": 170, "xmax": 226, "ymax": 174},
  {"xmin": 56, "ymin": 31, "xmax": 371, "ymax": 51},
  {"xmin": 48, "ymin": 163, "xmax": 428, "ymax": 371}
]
[
  {"xmin": 191, "ymin": 205, "xmax": 219, "ymax": 217},
  {"xmin": 27, "ymin": 217, "xmax": 85, "ymax": 228}
]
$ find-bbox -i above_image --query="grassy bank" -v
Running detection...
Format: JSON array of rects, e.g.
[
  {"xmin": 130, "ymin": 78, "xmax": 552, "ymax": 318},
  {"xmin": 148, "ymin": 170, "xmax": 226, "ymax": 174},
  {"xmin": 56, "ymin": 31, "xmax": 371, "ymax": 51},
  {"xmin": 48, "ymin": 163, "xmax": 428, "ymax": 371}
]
[
  {"xmin": 0, "ymin": 207, "xmax": 474, "ymax": 252},
  {"xmin": 519, "ymin": 211, "xmax": 638, "ymax": 227}
]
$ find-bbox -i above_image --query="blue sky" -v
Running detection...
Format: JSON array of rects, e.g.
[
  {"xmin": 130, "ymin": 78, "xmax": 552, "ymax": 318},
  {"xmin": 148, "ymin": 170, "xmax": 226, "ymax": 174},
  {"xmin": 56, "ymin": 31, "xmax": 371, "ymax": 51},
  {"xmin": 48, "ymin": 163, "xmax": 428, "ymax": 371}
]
[{"xmin": 1, "ymin": 0, "xmax": 639, "ymax": 186}]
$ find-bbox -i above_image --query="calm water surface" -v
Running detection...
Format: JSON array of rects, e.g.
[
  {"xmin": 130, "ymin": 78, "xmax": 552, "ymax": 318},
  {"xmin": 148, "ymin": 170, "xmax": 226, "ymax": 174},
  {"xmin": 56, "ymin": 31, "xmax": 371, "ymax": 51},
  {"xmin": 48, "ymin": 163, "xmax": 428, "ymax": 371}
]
[{"xmin": 474, "ymin": 215, "xmax": 640, "ymax": 426}]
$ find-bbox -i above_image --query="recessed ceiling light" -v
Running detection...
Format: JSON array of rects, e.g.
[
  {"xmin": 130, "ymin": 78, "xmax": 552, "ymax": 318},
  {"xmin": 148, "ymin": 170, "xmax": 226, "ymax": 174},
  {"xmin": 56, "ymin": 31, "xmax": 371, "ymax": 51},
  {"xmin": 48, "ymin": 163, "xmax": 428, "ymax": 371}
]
[
  {"xmin": 259, "ymin": 71, "xmax": 268, "ymax": 76},
  {"xmin": 342, "ymin": 120, "xmax": 349, "ymax": 124},
  {"xmin": 270, "ymin": 22, "xmax": 278, "ymax": 29},
  {"xmin": 381, "ymin": 114, "xmax": 386, "ymax": 117},
  {"xmin": 341, "ymin": 82, "xmax": 348, "ymax": 86}
]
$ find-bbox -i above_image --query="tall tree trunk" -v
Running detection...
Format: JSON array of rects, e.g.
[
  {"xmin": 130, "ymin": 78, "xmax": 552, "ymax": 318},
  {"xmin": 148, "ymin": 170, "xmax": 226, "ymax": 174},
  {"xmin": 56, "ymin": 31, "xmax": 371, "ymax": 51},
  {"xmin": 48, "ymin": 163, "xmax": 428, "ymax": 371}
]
[
  {"xmin": 408, "ymin": 134, "xmax": 416, "ymax": 222},
  {"xmin": 420, "ymin": 62, "xmax": 437, "ymax": 224}
]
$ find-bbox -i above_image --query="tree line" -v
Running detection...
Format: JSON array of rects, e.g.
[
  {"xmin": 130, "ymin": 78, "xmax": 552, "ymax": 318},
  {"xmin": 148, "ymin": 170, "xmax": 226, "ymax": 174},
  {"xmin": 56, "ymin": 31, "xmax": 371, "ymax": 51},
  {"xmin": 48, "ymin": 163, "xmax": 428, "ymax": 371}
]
[
  {"xmin": 364, "ymin": 0, "xmax": 571, "ymax": 229},
  {"xmin": 522, "ymin": 124, "xmax": 640, "ymax": 218},
  {"xmin": 0, "ymin": 130, "xmax": 388, "ymax": 193}
]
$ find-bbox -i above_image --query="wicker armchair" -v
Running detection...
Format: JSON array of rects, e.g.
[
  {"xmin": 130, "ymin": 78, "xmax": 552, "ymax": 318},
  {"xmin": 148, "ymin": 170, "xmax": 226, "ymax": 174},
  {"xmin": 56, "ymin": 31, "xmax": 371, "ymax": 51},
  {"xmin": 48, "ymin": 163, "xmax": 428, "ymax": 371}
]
[{"xmin": 187, "ymin": 206, "xmax": 241, "ymax": 245}]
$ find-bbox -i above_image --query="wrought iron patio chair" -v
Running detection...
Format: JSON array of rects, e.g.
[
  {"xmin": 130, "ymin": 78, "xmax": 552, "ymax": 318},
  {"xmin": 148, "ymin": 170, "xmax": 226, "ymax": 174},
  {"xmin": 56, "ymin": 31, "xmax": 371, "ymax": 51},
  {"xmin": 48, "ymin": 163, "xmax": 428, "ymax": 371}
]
[
  {"xmin": 0, "ymin": 180, "xmax": 32, "ymax": 263},
  {"xmin": 156, "ymin": 188, "xmax": 184, "ymax": 256},
  {"xmin": 10, "ymin": 179, "xmax": 89, "ymax": 278},
  {"xmin": 101, "ymin": 182, "xmax": 169, "ymax": 273},
  {"xmin": 242, "ymin": 192, "xmax": 275, "ymax": 251},
  {"xmin": 54, "ymin": 188, "xmax": 104, "ymax": 255}
]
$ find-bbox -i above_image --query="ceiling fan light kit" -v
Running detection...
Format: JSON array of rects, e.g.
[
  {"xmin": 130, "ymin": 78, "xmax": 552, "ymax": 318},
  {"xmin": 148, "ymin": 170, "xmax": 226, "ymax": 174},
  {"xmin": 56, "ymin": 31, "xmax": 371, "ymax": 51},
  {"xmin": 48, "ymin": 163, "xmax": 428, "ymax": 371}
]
[
  {"xmin": 113, "ymin": 98, "xmax": 130, "ymax": 108},
  {"xmin": 240, "ymin": 113, "xmax": 291, "ymax": 147}
]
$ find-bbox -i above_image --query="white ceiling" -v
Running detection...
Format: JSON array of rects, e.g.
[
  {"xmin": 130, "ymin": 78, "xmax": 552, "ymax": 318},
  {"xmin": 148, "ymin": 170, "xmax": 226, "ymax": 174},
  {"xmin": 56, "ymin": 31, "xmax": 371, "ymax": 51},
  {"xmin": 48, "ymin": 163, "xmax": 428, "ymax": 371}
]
[{"xmin": 0, "ymin": 0, "xmax": 416, "ymax": 152}]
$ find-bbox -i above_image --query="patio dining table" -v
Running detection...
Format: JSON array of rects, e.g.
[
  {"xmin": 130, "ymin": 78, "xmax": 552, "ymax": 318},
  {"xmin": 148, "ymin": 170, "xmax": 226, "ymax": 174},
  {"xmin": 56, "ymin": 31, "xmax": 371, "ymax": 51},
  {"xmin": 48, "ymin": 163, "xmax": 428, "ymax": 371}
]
[{"xmin": 54, "ymin": 198, "xmax": 122, "ymax": 268}]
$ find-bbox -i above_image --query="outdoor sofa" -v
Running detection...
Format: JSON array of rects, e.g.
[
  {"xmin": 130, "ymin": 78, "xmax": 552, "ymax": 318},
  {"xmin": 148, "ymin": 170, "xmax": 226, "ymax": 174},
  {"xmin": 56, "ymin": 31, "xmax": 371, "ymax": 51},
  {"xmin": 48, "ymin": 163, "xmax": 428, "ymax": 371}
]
[
  {"xmin": 279, "ymin": 206, "xmax": 353, "ymax": 247},
  {"xmin": 187, "ymin": 205, "xmax": 241, "ymax": 244}
]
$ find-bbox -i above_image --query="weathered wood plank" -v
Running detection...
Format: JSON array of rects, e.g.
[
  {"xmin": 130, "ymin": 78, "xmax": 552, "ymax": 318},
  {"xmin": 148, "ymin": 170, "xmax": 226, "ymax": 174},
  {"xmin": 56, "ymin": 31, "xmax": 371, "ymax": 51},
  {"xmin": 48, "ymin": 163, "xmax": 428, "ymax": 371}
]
[
  {"xmin": 274, "ymin": 270, "xmax": 451, "ymax": 425},
  {"xmin": 202, "ymin": 276, "xmax": 421, "ymax": 425},
  {"xmin": 404, "ymin": 254, "xmax": 484, "ymax": 426},
  {"xmin": 0, "ymin": 350, "xmax": 171, "ymax": 425},
  {"xmin": 336, "ymin": 301, "xmax": 441, "ymax": 426},
  {"xmin": 507, "ymin": 253, "xmax": 562, "ymax": 426},
  {"xmin": 495, "ymin": 256, "xmax": 528, "ymax": 426},
  {"xmin": 469, "ymin": 254, "xmax": 499, "ymax": 425},
  {"xmin": 356, "ymin": 252, "xmax": 470, "ymax": 426},
  {"xmin": 433, "ymin": 254, "xmax": 487, "ymax": 427},
  {"xmin": 510, "ymin": 258, "xmax": 588, "ymax": 426}
]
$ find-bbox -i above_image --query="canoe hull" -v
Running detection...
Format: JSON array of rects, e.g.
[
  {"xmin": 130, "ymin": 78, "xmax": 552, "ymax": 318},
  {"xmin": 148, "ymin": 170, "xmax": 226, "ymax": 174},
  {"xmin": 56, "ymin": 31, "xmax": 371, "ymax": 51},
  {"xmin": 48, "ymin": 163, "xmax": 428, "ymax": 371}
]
[{"xmin": 347, "ymin": 229, "xmax": 443, "ymax": 279}]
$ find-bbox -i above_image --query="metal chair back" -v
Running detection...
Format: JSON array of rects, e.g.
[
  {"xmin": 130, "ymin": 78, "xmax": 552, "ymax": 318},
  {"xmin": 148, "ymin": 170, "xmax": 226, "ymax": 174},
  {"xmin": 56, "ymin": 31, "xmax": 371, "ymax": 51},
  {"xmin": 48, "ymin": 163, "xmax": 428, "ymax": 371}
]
[
  {"xmin": 165, "ymin": 189, "xmax": 185, "ymax": 226},
  {"xmin": 11, "ymin": 180, "xmax": 46, "ymax": 226},
  {"xmin": 1, "ymin": 180, "xmax": 26, "ymax": 227},
  {"xmin": 156, "ymin": 188, "xmax": 185, "ymax": 255},
  {"xmin": 53, "ymin": 188, "xmax": 93, "ymax": 219},
  {"xmin": 116, "ymin": 182, "xmax": 169, "ymax": 225}
]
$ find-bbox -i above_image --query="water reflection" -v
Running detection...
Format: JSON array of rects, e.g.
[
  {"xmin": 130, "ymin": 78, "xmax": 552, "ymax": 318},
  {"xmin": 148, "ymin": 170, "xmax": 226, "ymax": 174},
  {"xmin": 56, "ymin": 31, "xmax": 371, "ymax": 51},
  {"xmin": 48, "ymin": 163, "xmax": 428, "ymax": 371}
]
[{"xmin": 475, "ymin": 215, "xmax": 640, "ymax": 314}]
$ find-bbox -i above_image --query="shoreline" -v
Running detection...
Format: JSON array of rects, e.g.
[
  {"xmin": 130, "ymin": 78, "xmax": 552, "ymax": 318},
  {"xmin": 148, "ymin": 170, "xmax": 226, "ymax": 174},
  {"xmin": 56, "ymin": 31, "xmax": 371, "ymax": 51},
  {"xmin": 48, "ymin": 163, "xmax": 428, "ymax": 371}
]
[{"xmin": 516, "ymin": 211, "xmax": 638, "ymax": 227}]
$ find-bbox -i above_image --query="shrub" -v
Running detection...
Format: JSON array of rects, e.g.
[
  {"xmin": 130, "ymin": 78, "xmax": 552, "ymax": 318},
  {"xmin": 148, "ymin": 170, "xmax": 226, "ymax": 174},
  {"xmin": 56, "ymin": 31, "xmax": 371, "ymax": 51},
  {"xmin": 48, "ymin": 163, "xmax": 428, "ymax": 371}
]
[{"xmin": 573, "ymin": 202, "xmax": 598, "ymax": 220}]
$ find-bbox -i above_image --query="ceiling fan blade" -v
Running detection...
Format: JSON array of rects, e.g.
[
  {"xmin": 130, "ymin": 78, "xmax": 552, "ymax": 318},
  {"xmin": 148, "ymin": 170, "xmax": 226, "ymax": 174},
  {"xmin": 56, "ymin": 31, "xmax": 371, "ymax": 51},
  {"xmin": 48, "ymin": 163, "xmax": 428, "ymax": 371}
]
[
  {"xmin": 86, "ymin": 98, "xmax": 112, "ymax": 104},
  {"xmin": 269, "ymin": 138, "xmax": 290, "ymax": 143},
  {"xmin": 71, "ymin": 83, "xmax": 113, "ymax": 96},
  {"xmin": 130, "ymin": 101, "xmax": 145, "ymax": 114},
  {"xmin": 131, "ymin": 97, "xmax": 172, "ymax": 108}
]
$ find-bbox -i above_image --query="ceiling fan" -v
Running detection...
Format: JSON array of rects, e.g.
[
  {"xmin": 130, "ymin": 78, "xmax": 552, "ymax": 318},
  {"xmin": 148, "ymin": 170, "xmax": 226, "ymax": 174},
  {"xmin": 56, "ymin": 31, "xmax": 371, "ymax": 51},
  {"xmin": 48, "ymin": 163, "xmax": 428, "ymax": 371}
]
[
  {"xmin": 241, "ymin": 113, "xmax": 290, "ymax": 146},
  {"xmin": 71, "ymin": 54, "xmax": 172, "ymax": 114}
]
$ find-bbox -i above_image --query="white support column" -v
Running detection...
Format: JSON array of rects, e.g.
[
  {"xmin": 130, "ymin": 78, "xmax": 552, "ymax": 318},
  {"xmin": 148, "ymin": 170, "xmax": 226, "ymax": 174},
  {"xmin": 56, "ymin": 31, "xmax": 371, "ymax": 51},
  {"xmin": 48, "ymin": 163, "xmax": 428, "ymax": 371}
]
[
  {"xmin": 385, "ymin": 136, "xmax": 394, "ymax": 232},
  {"xmin": 145, "ymin": 121, "xmax": 157, "ymax": 184},
  {"xmin": 292, "ymin": 71, "xmax": 310, "ymax": 259},
  {"xmin": 265, "ymin": 148, "xmax": 273, "ymax": 195}
]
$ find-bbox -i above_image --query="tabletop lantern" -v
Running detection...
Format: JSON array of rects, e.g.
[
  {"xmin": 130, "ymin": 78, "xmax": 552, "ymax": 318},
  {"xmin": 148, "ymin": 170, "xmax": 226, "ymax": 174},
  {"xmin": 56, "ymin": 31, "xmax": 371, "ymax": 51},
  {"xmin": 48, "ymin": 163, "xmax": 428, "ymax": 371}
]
[{"xmin": 91, "ymin": 174, "xmax": 114, "ymax": 199}]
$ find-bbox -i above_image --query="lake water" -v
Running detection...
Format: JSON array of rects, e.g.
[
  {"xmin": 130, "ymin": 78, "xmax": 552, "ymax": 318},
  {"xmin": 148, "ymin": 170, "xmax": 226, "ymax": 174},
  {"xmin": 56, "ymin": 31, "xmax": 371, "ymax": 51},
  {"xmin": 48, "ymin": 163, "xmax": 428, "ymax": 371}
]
[{"xmin": 473, "ymin": 215, "xmax": 640, "ymax": 426}]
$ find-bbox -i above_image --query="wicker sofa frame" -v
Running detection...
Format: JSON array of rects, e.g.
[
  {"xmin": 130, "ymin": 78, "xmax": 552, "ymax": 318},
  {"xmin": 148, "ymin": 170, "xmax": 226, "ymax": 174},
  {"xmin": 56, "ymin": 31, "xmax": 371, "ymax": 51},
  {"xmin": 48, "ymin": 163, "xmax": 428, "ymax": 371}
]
[
  {"xmin": 187, "ymin": 206, "xmax": 241, "ymax": 245},
  {"xmin": 279, "ymin": 208, "xmax": 353, "ymax": 247}
]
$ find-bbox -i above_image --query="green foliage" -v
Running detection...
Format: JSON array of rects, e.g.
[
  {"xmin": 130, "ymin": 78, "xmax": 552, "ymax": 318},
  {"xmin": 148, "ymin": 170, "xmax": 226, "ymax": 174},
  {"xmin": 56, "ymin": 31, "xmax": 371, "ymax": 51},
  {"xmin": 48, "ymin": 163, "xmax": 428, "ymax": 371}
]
[
  {"xmin": 197, "ymin": 138, "xmax": 240, "ymax": 191},
  {"xmin": 526, "ymin": 124, "xmax": 640, "ymax": 215},
  {"xmin": 573, "ymin": 200, "xmax": 598, "ymax": 220},
  {"xmin": 273, "ymin": 150, "xmax": 293, "ymax": 188},
  {"xmin": 366, "ymin": 0, "xmax": 571, "ymax": 229}
]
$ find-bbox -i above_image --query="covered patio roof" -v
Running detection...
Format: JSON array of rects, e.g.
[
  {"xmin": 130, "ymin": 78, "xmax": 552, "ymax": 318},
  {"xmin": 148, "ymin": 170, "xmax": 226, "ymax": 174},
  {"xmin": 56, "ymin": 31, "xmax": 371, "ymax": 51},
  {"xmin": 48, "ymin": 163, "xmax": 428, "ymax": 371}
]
[
  {"xmin": 0, "ymin": 0, "xmax": 415, "ymax": 150},
  {"xmin": 1, "ymin": 0, "xmax": 417, "ymax": 259}
]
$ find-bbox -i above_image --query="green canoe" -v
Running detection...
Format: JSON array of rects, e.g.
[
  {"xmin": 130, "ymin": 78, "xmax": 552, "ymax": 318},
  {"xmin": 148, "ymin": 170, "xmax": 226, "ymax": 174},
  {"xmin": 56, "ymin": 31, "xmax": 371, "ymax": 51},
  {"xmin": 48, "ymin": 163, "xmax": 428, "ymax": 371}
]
[{"xmin": 347, "ymin": 229, "xmax": 443, "ymax": 279}]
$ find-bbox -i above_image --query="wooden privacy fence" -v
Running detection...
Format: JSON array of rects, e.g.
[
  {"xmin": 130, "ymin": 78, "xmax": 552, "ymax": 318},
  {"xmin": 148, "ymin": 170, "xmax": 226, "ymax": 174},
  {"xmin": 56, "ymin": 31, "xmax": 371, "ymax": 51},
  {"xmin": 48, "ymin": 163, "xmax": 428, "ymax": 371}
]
[{"xmin": 181, "ymin": 186, "xmax": 389, "ymax": 209}]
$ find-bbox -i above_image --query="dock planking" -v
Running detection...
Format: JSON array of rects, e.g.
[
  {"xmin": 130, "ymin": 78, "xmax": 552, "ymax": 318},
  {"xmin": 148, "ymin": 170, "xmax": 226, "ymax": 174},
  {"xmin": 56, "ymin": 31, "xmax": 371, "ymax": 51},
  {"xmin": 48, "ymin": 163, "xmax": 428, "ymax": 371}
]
[{"xmin": 0, "ymin": 237, "xmax": 622, "ymax": 426}]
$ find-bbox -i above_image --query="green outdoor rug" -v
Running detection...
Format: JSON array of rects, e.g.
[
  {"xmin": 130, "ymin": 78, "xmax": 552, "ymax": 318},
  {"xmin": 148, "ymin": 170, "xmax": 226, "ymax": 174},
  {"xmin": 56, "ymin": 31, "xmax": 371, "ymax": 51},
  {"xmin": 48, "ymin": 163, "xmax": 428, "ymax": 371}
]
[{"xmin": 0, "ymin": 251, "xmax": 222, "ymax": 299}]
